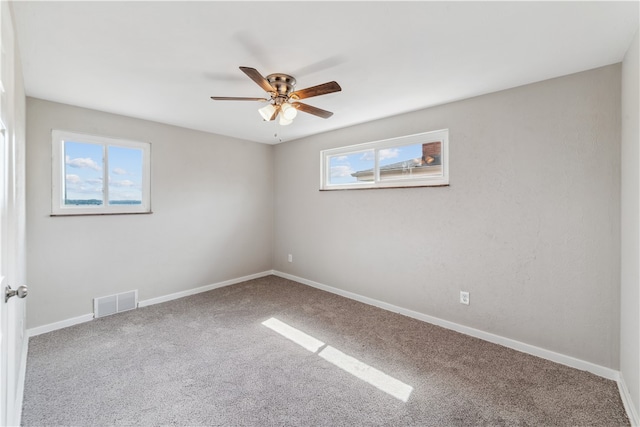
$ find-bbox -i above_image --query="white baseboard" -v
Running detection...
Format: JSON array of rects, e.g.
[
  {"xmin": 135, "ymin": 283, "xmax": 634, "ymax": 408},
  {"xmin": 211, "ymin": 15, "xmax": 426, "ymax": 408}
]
[
  {"xmin": 273, "ymin": 270, "xmax": 619, "ymax": 381},
  {"xmin": 619, "ymin": 373, "xmax": 640, "ymax": 426},
  {"xmin": 27, "ymin": 270, "xmax": 275, "ymax": 337},
  {"xmin": 27, "ymin": 313, "xmax": 94, "ymax": 337},
  {"xmin": 138, "ymin": 270, "xmax": 273, "ymax": 308}
]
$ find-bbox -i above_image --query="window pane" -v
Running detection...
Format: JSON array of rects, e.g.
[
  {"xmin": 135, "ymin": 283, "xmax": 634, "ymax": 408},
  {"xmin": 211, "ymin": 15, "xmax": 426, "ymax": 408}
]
[
  {"xmin": 63, "ymin": 141, "xmax": 104, "ymax": 206},
  {"xmin": 378, "ymin": 141, "xmax": 442, "ymax": 181},
  {"xmin": 320, "ymin": 130, "xmax": 448, "ymax": 190},
  {"xmin": 108, "ymin": 145, "xmax": 143, "ymax": 205},
  {"xmin": 328, "ymin": 150, "xmax": 375, "ymax": 185}
]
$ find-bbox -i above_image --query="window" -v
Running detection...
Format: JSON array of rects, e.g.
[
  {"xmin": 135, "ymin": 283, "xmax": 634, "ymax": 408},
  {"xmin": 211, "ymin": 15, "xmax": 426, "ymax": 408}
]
[
  {"xmin": 321, "ymin": 129, "xmax": 449, "ymax": 190},
  {"xmin": 51, "ymin": 130, "xmax": 151, "ymax": 215}
]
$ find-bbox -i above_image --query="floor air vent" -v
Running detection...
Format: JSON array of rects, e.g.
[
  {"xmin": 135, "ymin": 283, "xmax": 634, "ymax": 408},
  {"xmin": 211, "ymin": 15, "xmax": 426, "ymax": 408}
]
[{"xmin": 94, "ymin": 290, "xmax": 138, "ymax": 318}]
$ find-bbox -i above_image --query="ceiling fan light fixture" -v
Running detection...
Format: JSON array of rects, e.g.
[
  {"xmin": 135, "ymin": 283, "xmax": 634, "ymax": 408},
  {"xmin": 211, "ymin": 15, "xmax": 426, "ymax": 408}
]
[
  {"xmin": 281, "ymin": 102, "xmax": 298, "ymax": 120},
  {"xmin": 258, "ymin": 103, "xmax": 276, "ymax": 121},
  {"xmin": 279, "ymin": 116, "xmax": 293, "ymax": 126}
]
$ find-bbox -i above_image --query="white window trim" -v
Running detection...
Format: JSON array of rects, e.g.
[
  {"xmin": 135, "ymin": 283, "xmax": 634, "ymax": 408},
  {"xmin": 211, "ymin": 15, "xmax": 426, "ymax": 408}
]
[
  {"xmin": 51, "ymin": 129, "xmax": 151, "ymax": 216},
  {"xmin": 320, "ymin": 129, "xmax": 449, "ymax": 190}
]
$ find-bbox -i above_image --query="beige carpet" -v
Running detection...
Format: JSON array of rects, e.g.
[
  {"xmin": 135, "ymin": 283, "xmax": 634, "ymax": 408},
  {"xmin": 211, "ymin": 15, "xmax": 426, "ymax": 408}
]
[{"xmin": 22, "ymin": 275, "xmax": 629, "ymax": 426}]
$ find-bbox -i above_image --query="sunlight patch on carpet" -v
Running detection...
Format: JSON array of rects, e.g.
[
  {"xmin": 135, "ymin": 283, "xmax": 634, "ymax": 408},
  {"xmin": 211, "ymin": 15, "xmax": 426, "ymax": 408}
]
[
  {"xmin": 262, "ymin": 317, "xmax": 325, "ymax": 352},
  {"xmin": 318, "ymin": 345, "xmax": 413, "ymax": 402},
  {"xmin": 261, "ymin": 317, "xmax": 413, "ymax": 402}
]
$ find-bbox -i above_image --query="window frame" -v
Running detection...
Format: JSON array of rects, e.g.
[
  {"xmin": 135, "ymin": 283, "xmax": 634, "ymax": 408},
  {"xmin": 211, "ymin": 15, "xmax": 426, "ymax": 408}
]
[
  {"xmin": 51, "ymin": 129, "xmax": 151, "ymax": 216},
  {"xmin": 320, "ymin": 129, "xmax": 449, "ymax": 190}
]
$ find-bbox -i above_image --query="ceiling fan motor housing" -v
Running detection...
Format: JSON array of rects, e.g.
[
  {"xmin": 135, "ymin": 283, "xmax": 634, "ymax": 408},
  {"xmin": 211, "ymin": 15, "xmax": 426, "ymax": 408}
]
[{"xmin": 266, "ymin": 74, "xmax": 296, "ymax": 97}]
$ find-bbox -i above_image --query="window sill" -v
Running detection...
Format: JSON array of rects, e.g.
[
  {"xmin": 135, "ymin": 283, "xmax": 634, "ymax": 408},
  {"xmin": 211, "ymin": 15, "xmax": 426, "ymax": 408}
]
[
  {"xmin": 320, "ymin": 184, "xmax": 450, "ymax": 191},
  {"xmin": 50, "ymin": 211, "xmax": 153, "ymax": 217}
]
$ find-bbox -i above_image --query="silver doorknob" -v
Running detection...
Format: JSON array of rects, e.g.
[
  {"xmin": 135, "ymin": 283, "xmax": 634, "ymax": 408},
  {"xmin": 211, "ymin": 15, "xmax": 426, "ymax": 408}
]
[{"xmin": 5, "ymin": 285, "xmax": 27, "ymax": 303}]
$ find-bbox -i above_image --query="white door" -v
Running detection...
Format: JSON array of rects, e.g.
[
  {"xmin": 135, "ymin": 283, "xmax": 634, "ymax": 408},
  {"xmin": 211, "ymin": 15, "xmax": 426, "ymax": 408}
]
[
  {"xmin": 0, "ymin": 2, "xmax": 28, "ymax": 425},
  {"xmin": 0, "ymin": 125, "xmax": 10, "ymax": 427},
  {"xmin": 0, "ymin": 124, "xmax": 8, "ymax": 426},
  {"xmin": 0, "ymin": 125, "xmax": 26, "ymax": 427}
]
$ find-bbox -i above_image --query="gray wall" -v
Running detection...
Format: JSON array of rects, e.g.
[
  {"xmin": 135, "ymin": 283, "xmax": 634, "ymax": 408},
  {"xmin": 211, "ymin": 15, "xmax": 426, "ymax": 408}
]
[
  {"xmin": 26, "ymin": 63, "xmax": 626, "ymax": 373},
  {"xmin": 274, "ymin": 65, "xmax": 622, "ymax": 369},
  {"xmin": 621, "ymin": 29, "xmax": 639, "ymax": 417},
  {"xmin": 25, "ymin": 98, "xmax": 274, "ymax": 328}
]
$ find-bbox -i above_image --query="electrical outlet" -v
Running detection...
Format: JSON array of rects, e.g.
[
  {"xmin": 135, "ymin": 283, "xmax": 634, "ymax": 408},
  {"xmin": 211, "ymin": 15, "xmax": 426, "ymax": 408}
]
[
  {"xmin": 288, "ymin": 254, "xmax": 293, "ymax": 263},
  {"xmin": 460, "ymin": 291, "xmax": 470, "ymax": 305}
]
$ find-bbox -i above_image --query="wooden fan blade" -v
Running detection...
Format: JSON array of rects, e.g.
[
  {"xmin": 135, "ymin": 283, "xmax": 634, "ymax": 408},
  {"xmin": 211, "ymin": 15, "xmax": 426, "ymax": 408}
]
[
  {"xmin": 292, "ymin": 102, "xmax": 334, "ymax": 119},
  {"xmin": 268, "ymin": 105, "xmax": 281, "ymax": 121},
  {"xmin": 290, "ymin": 81, "xmax": 341, "ymax": 100},
  {"xmin": 239, "ymin": 66, "xmax": 276, "ymax": 93},
  {"xmin": 210, "ymin": 96, "xmax": 268, "ymax": 101}
]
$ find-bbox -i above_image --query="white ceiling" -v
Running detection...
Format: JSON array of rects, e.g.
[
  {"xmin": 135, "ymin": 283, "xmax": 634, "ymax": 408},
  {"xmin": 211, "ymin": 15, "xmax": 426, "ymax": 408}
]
[{"xmin": 11, "ymin": 1, "xmax": 639, "ymax": 145}]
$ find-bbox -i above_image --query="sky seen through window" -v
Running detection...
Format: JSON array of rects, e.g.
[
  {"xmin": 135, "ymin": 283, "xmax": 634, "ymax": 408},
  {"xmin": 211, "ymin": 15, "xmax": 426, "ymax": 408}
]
[{"xmin": 64, "ymin": 140, "xmax": 143, "ymax": 205}]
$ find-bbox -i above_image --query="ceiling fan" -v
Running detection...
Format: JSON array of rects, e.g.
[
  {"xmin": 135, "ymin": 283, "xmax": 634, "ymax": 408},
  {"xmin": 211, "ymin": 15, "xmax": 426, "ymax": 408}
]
[{"xmin": 211, "ymin": 66, "xmax": 342, "ymax": 126}]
